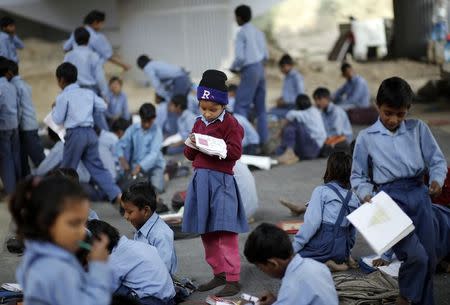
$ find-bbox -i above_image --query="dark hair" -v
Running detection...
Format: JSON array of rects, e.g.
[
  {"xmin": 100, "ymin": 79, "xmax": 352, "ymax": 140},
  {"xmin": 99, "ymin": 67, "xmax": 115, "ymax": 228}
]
[
  {"xmin": 278, "ymin": 54, "xmax": 293, "ymax": 66},
  {"xmin": 83, "ymin": 10, "xmax": 105, "ymax": 25},
  {"xmin": 111, "ymin": 118, "xmax": 131, "ymax": 133},
  {"xmin": 170, "ymin": 95, "xmax": 188, "ymax": 111},
  {"xmin": 376, "ymin": 76, "xmax": 413, "ymax": 108},
  {"xmin": 9, "ymin": 176, "xmax": 88, "ymax": 241},
  {"xmin": 139, "ymin": 103, "xmax": 156, "ymax": 121},
  {"xmin": 46, "ymin": 168, "xmax": 80, "ymax": 184},
  {"xmin": 56, "ymin": 62, "xmax": 78, "ymax": 85},
  {"xmin": 313, "ymin": 87, "xmax": 331, "ymax": 99},
  {"xmin": 295, "ymin": 94, "xmax": 312, "ymax": 110},
  {"xmin": 228, "ymin": 84, "xmax": 238, "ymax": 93},
  {"xmin": 74, "ymin": 27, "xmax": 90, "ymax": 45},
  {"xmin": 110, "ymin": 295, "xmax": 141, "ymax": 305},
  {"xmin": 323, "ymin": 151, "xmax": 352, "ymax": 187},
  {"xmin": 137, "ymin": 55, "xmax": 151, "ymax": 69},
  {"xmin": 244, "ymin": 223, "xmax": 293, "ymax": 264},
  {"xmin": 121, "ymin": 182, "xmax": 157, "ymax": 212},
  {"xmin": 341, "ymin": 62, "xmax": 352, "ymax": 74},
  {"xmin": 0, "ymin": 16, "xmax": 14, "ymax": 29},
  {"xmin": 0, "ymin": 57, "xmax": 9, "ymax": 77},
  {"xmin": 235, "ymin": 5, "xmax": 252, "ymax": 23},
  {"xmin": 86, "ymin": 220, "xmax": 120, "ymax": 253},
  {"xmin": 6, "ymin": 59, "xmax": 18, "ymax": 76},
  {"xmin": 109, "ymin": 76, "xmax": 123, "ymax": 86}
]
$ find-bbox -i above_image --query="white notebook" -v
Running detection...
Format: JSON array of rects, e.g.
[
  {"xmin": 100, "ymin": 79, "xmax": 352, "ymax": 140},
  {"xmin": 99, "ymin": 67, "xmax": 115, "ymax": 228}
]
[
  {"xmin": 347, "ymin": 191, "xmax": 414, "ymax": 255},
  {"xmin": 43, "ymin": 112, "xmax": 66, "ymax": 142},
  {"xmin": 361, "ymin": 254, "xmax": 401, "ymax": 278},
  {"xmin": 184, "ymin": 133, "xmax": 227, "ymax": 159}
]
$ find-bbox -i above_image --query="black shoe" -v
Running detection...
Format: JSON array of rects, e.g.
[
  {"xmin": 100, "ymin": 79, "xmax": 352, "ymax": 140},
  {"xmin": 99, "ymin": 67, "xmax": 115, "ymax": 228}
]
[{"xmin": 6, "ymin": 237, "xmax": 24, "ymax": 254}]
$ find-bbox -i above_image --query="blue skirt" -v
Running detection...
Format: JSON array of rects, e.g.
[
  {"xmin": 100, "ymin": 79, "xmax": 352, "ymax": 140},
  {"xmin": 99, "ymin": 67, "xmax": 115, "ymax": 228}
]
[{"xmin": 182, "ymin": 169, "xmax": 249, "ymax": 234}]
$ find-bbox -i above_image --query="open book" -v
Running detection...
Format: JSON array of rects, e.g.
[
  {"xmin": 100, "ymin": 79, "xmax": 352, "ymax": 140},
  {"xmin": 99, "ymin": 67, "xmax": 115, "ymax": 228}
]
[
  {"xmin": 346, "ymin": 191, "xmax": 414, "ymax": 255},
  {"xmin": 162, "ymin": 133, "xmax": 183, "ymax": 147},
  {"xmin": 360, "ymin": 254, "xmax": 401, "ymax": 278},
  {"xmin": 43, "ymin": 112, "xmax": 66, "ymax": 142},
  {"xmin": 185, "ymin": 133, "xmax": 227, "ymax": 159}
]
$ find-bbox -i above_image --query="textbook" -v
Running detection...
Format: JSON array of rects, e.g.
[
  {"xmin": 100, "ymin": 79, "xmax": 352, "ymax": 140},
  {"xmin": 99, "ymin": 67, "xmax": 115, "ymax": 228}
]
[
  {"xmin": 359, "ymin": 254, "xmax": 401, "ymax": 278},
  {"xmin": 184, "ymin": 133, "xmax": 227, "ymax": 159},
  {"xmin": 347, "ymin": 191, "xmax": 414, "ymax": 255},
  {"xmin": 43, "ymin": 112, "xmax": 66, "ymax": 142},
  {"xmin": 162, "ymin": 133, "xmax": 183, "ymax": 147}
]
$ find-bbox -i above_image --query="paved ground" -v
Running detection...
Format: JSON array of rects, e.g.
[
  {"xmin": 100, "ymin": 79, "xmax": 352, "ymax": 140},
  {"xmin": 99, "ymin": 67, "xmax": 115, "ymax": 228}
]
[{"xmin": 0, "ymin": 125, "xmax": 449, "ymax": 304}]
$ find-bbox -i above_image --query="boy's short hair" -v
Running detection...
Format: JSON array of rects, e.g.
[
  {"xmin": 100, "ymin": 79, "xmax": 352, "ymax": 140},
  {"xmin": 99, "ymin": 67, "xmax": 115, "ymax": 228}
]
[
  {"xmin": 323, "ymin": 151, "xmax": 352, "ymax": 186},
  {"xmin": 56, "ymin": 62, "xmax": 78, "ymax": 84},
  {"xmin": 121, "ymin": 182, "xmax": 157, "ymax": 212},
  {"xmin": 340, "ymin": 62, "xmax": 352, "ymax": 74},
  {"xmin": 312, "ymin": 87, "xmax": 331, "ymax": 100},
  {"xmin": 83, "ymin": 10, "xmax": 106, "ymax": 25},
  {"xmin": 74, "ymin": 27, "xmax": 90, "ymax": 45},
  {"xmin": 139, "ymin": 103, "xmax": 156, "ymax": 121},
  {"xmin": 137, "ymin": 55, "xmax": 151, "ymax": 69},
  {"xmin": 170, "ymin": 95, "xmax": 188, "ymax": 111},
  {"xmin": 6, "ymin": 59, "xmax": 18, "ymax": 76},
  {"xmin": 278, "ymin": 54, "xmax": 294, "ymax": 66},
  {"xmin": 111, "ymin": 118, "xmax": 130, "ymax": 133},
  {"xmin": 244, "ymin": 223, "xmax": 293, "ymax": 264},
  {"xmin": 295, "ymin": 94, "xmax": 312, "ymax": 110},
  {"xmin": 109, "ymin": 76, "xmax": 123, "ymax": 86},
  {"xmin": 0, "ymin": 17, "xmax": 14, "ymax": 29},
  {"xmin": 228, "ymin": 84, "xmax": 238, "ymax": 93},
  {"xmin": 376, "ymin": 76, "xmax": 413, "ymax": 108},
  {"xmin": 0, "ymin": 57, "xmax": 9, "ymax": 76},
  {"xmin": 46, "ymin": 168, "xmax": 80, "ymax": 184},
  {"xmin": 235, "ymin": 5, "xmax": 252, "ymax": 23},
  {"xmin": 86, "ymin": 220, "xmax": 120, "ymax": 253}
]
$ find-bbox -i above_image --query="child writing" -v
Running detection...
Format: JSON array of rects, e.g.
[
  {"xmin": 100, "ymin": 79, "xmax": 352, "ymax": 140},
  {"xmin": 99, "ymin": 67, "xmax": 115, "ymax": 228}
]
[
  {"xmin": 244, "ymin": 223, "xmax": 338, "ymax": 305},
  {"xmin": 10, "ymin": 176, "xmax": 112, "ymax": 305},
  {"xmin": 351, "ymin": 77, "xmax": 448, "ymax": 305},
  {"xmin": 183, "ymin": 70, "xmax": 248, "ymax": 297},
  {"xmin": 87, "ymin": 220, "xmax": 176, "ymax": 305},
  {"xmin": 121, "ymin": 182, "xmax": 177, "ymax": 275},
  {"xmin": 293, "ymin": 152, "xmax": 360, "ymax": 271},
  {"xmin": 105, "ymin": 76, "xmax": 131, "ymax": 125}
]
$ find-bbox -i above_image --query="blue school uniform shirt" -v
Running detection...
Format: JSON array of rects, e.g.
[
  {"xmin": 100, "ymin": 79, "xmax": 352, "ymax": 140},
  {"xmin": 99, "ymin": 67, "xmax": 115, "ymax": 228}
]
[
  {"xmin": 286, "ymin": 107, "xmax": 327, "ymax": 148},
  {"xmin": 98, "ymin": 130, "xmax": 119, "ymax": 180},
  {"xmin": 105, "ymin": 90, "xmax": 130, "ymax": 120},
  {"xmin": 143, "ymin": 61, "xmax": 185, "ymax": 100},
  {"xmin": 234, "ymin": 113, "xmax": 260, "ymax": 146},
  {"xmin": 282, "ymin": 69, "xmax": 305, "ymax": 104},
  {"xmin": 52, "ymin": 83, "xmax": 107, "ymax": 129},
  {"xmin": 134, "ymin": 212, "xmax": 177, "ymax": 275},
  {"xmin": 0, "ymin": 32, "xmax": 24, "ymax": 62},
  {"xmin": 116, "ymin": 123, "xmax": 165, "ymax": 172},
  {"xmin": 0, "ymin": 76, "xmax": 18, "ymax": 130},
  {"xmin": 64, "ymin": 46, "xmax": 108, "ymax": 96},
  {"xmin": 231, "ymin": 22, "xmax": 268, "ymax": 71},
  {"xmin": 321, "ymin": 102, "xmax": 353, "ymax": 143},
  {"xmin": 274, "ymin": 254, "xmax": 338, "ymax": 305},
  {"xmin": 33, "ymin": 141, "xmax": 91, "ymax": 183},
  {"xmin": 333, "ymin": 75, "xmax": 370, "ymax": 109},
  {"xmin": 16, "ymin": 240, "xmax": 112, "ymax": 305},
  {"xmin": 292, "ymin": 182, "xmax": 360, "ymax": 253},
  {"xmin": 63, "ymin": 25, "xmax": 113, "ymax": 64},
  {"xmin": 109, "ymin": 236, "xmax": 176, "ymax": 300},
  {"xmin": 10, "ymin": 76, "xmax": 39, "ymax": 131},
  {"xmin": 177, "ymin": 109, "xmax": 197, "ymax": 139},
  {"xmin": 351, "ymin": 119, "xmax": 448, "ymax": 200}
]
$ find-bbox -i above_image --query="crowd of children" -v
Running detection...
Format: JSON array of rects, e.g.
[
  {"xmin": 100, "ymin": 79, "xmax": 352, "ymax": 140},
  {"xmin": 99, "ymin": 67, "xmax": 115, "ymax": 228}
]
[{"xmin": 1, "ymin": 4, "xmax": 449, "ymax": 305}]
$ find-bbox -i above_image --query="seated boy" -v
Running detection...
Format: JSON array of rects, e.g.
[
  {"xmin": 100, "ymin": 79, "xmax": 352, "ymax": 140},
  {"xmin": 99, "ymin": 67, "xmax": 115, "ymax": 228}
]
[
  {"xmin": 270, "ymin": 54, "xmax": 305, "ymax": 119},
  {"xmin": 332, "ymin": 63, "xmax": 370, "ymax": 110},
  {"xmin": 165, "ymin": 95, "xmax": 197, "ymax": 155},
  {"xmin": 116, "ymin": 103, "xmax": 166, "ymax": 193},
  {"xmin": 155, "ymin": 94, "xmax": 179, "ymax": 138},
  {"xmin": 244, "ymin": 223, "xmax": 338, "ymax": 305},
  {"xmin": 0, "ymin": 17, "xmax": 24, "ymax": 62},
  {"xmin": 111, "ymin": 118, "xmax": 131, "ymax": 140},
  {"xmin": 87, "ymin": 220, "xmax": 176, "ymax": 305},
  {"xmin": 276, "ymin": 94, "xmax": 327, "ymax": 165},
  {"xmin": 105, "ymin": 76, "xmax": 131, "ymax": 125},
  {"xmin": 121, "ymin": 182, "xmax": 177, "ymax": 275}
]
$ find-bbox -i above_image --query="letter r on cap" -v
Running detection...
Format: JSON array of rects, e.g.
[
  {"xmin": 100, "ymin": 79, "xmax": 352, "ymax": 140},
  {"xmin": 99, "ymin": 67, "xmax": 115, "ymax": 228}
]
[{"xmin": 201, "ymin": 90, "xmax": 210, "ymax": 99}]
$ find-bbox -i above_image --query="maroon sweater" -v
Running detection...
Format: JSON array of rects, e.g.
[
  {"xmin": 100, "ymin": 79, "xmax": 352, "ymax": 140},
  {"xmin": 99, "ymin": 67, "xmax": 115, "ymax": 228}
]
[{"xmin": 184, "ymin": 112, "xmax": 244, "ymax": 175}]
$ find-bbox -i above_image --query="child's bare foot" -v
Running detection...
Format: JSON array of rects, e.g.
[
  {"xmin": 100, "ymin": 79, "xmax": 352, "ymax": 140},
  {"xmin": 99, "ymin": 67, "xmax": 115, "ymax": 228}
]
[
  {"xmin": 348, "ymin": 256, "xmax": 359, "ymax": 269},
  {"xmin": 325, "ymin": 260, "xmax": 349, "ymax": 272},
  {"xmin": 279, "ymin": 198, "xmax": 307, "ymax": 216},
  {"xmin": 396, "ymin": 296, "xmax": 410, "ymax": 305}
]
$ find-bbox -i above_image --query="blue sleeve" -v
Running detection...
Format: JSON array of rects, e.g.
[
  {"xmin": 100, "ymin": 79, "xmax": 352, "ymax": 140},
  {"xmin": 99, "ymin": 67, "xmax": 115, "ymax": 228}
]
[
  {"xmin": 350, "ymin": 133, "xmax": 374, "ymax": 200},
  {"xmin": 116, "ymin": 126, "xmax": 133, "ymax": 158},
  {"xmin": 295, "ymin": 73, "xmax": 305, "ymax": 95},
  {"xmin": 90, "ymin": 33, "xmax": 113, "ymax": 61},
  {"xmin": 34, "ymin": 147, "xmax": 61, "ymax": 175},
  {"xmin": 63, "ymin": 33, "xmax": 75, "ymax": 52},
  {"xmin": 285, "ymin": 110, "xmax": 297, "ymax": 122},
  {"xmin": 259, "ymin": 30, "xmax": 269, "ymax": 61},
  {"xmin": 121, "ymin": 94, "xmax": 131, "ymax": 120},
  {"xmin": 0, "ymin": 36, "xmax": 8, "ymax": 57},
  {"xmin": 381, "ymin": 249, "xmax": 394, "ymax": 262},
  {"xmin": 418, "ymin": 121, "xmax": 448, "ymax": 186},
  {"xmin": 145, "ymin": 66, "xmax": 168, "ymax": 99},
  {"xmin": 345, "ymin": 79, "xmax": 369, "ymax": 106},
  {"xmin": 13, "ymin": 35, "xmax": 24, "ymax": 49},
  {"xmin": 292, "ymin": 188, "xmax": 324, "ymax": 253},
  {"xmin": 151, "ymin": 234, "xmax": 174, "ymax": 273},
  {"xmin": 93, "ymin": 94, "xmax": 107, "ymax": 112},
  {"xmin": 231, "ymin": 30, "xmax": 245, "ymax": 71},
  {"xmin": 52, "ymin": 95, "xmax": 68, "ymax": 125},
  {"xmin": 93, "ymin": 56, "xmax": 108, "ymax": 96},
  {"xmin": 273, "ymin": 282, "xmax": 298, "ymax": 305},
  {"xmin": 332, "ymin": 83, "xmax": 348, "ymax": 103},
  {"xmin": 139, "ymin": 128, "xmax": 163, "ymax": 171}
]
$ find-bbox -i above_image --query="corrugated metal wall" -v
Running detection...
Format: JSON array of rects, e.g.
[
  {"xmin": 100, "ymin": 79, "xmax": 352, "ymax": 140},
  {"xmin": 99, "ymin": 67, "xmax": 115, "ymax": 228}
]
[{"xmin": 392, "ymin": 0, "xmax": 435, "ymax": 59}]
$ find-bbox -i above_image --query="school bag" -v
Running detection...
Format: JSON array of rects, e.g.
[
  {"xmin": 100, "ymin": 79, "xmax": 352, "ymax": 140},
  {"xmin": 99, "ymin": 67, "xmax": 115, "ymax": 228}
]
[
  {"xmin": 171, "ymin": 191, "xmax": 187, "ymax": 211},
  {"xmin": 117, "ymin": 172, "xmax": 148, "ymax": 192},
  {"xmin": 0, "ymin": 289, "xmax": 22, "ymax": 304},
  {"xmin": 425, "ymin": 167, "xmax": 450, "ymax": 206}
]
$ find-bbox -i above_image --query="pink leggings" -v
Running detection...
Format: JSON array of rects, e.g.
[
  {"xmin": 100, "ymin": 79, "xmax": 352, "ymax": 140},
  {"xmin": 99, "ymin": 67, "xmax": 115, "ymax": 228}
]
[{"xmin": 201, "ymin": 231, "xmax": 240, "ymax": 282}]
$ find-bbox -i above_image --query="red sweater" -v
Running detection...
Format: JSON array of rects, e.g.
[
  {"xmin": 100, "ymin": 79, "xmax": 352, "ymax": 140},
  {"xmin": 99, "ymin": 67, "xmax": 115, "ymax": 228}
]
[{"xmin": 184, "ymin": 112, "xmax": 244, "ymax": 175}]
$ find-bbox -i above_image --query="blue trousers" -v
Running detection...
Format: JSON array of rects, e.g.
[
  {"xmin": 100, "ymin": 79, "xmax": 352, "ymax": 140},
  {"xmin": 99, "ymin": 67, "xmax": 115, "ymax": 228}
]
[
  {"xmin": 115, "ymin": 284, "xmax": 175, "ymax": 305},
  {"xmin": 278, "ymin": 121, "xmax": 321, "ymax": 159},
  {"xmin": 380, "ymin": 177, "xmax": 436, "ymax": 305},
  {"xmin": 0, "ymin": 129, "xmax": 21, "ymax": 194},
  {"xmin": 171, "ymin": 73, "xmax": 191, "ymax": 98},
  {"xmin": 19, "ymin": 129, "xmax": 45, "ymax": 177},
  {"xmin": 93, "ymin": 111, "xmax": 110, "ymax": 131},
  {"xmin": 234, "ymin": 62, "xmax": 268, "ymax": 144},
  {"xmin": 61, "ymin": 127, "xmax": 120, "ymax": 201}
]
